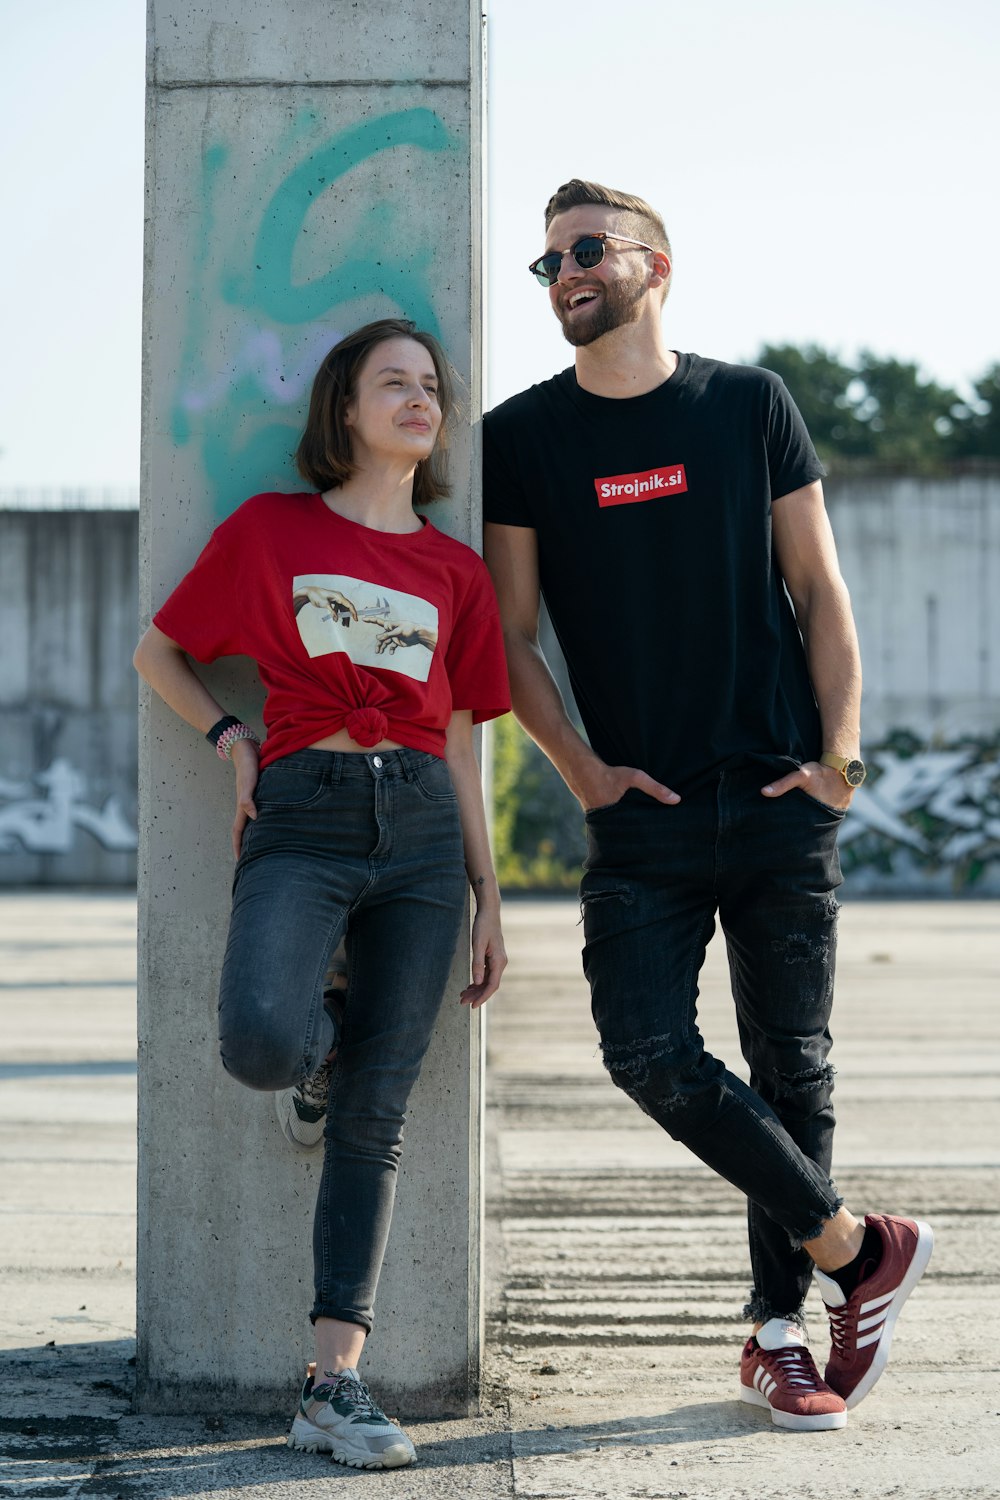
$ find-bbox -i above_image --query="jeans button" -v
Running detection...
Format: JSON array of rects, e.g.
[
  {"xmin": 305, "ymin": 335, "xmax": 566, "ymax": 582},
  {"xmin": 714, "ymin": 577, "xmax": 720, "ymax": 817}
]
[{"xmin": 372, "ymin": 755, "xmax": 383, "ymax": 770}]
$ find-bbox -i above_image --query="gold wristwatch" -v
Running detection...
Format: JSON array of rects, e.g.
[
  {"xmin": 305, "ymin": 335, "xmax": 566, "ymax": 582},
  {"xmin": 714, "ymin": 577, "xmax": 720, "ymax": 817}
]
[{"xmin": 820, "ymin": 752, "xmax": 867, "ymax": 788}]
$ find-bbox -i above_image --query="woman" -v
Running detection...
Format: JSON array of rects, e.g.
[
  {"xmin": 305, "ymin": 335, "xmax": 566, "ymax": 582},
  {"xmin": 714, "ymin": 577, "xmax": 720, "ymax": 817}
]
[{"xmin": 134, "ymin": 318, "xmax": 510, "ymax": 1469}]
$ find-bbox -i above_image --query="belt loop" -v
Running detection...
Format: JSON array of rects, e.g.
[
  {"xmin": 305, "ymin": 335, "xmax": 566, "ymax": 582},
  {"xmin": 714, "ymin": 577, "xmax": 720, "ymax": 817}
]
[
  {"xmin": 400, "ymin": 748, "xmax": 414, "ymax": 782},
  {"xmin": 329, "ymin": 753, "xmax": 343, "ymax": 787}
]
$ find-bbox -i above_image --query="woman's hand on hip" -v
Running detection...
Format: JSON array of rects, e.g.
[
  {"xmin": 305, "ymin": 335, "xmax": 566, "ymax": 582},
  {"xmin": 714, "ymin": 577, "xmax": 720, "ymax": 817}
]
[
  {"xmin": 231, "ymin": 740, "xmax": 260, "ymax": 860},
  {"xmin": 461, "ymin": 906, "xmax": 507, "ymax": 1009}
]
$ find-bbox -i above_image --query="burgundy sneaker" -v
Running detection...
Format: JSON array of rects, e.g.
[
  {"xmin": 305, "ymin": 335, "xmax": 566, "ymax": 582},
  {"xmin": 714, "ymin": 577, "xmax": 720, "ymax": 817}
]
[
  {"xmin": 740, "ymin": 1319, "xmax": 847, "ymax": 1430},
  {"xmin": 814, "ymin": 1213, "xmax": 934, "ymax": 1409}
]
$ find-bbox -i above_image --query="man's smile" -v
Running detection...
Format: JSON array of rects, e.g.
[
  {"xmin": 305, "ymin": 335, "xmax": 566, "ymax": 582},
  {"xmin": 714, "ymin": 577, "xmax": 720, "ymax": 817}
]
[{"xmin": 562, "ymin": 288, "xmax": 601, "ymax": 313}]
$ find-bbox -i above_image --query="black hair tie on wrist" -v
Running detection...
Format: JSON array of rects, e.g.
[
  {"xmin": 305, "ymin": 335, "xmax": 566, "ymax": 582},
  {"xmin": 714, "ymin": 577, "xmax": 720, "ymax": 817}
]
[{"xmin": 206, "ymin": 714, "xmax": 241, "ymax": 747}]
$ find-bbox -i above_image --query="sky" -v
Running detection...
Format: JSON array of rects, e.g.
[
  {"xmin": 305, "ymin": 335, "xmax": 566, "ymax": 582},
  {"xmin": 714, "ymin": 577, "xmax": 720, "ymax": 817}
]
[{"xmin": 1, "ymin": 0, "xmax": 997, "ymax": 487}]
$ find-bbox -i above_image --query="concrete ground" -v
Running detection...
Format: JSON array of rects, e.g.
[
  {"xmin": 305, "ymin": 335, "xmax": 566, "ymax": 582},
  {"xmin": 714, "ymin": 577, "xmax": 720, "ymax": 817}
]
[{"xmin": 1, "ymin": 892, "xmax": 998, "ymax": 1499}]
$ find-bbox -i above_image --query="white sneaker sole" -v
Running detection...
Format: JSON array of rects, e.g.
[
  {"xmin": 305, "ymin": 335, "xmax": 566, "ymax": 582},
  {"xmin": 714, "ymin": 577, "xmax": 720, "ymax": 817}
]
[
  {"xmin": 740, "ymin": 1382, "xmax": 847, "ymax": 1431},
  {"xmin": 287, "ymin": 1414, "xmax": 416, "ymax": 1468}
]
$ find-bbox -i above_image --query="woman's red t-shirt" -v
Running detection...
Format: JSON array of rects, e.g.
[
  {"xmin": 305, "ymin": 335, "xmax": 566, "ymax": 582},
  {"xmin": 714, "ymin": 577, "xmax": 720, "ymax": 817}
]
[{"xmin": 154, "ymin": 492, "xmax": 510, "ymax": 769}]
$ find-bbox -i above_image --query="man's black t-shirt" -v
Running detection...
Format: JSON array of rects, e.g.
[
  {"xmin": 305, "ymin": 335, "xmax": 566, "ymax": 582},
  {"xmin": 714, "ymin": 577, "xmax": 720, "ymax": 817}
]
[{"xmin": 483, "ymin": 352, "xmax": 826, "ymax": 793}]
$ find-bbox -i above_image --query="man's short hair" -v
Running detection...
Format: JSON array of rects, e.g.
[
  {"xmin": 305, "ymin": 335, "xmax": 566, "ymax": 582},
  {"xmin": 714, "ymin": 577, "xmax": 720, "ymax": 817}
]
[{"xmin": 544, "ymin": 179, "xmax": 671, "ymax": 259}]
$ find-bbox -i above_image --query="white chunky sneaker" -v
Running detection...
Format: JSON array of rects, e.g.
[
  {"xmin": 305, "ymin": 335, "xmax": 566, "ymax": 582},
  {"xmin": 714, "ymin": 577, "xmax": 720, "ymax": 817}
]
[
  {"xmin": 287, "ymin": 1368, "xmax": 416, "ymax": 1469},
  {"xmin": 275, "ymin": 1058, "xmax": 333, "ymax": 1151},
  {"xmin": 275, "ymin": 958, "xmax": 347, "ymax": 1151}
]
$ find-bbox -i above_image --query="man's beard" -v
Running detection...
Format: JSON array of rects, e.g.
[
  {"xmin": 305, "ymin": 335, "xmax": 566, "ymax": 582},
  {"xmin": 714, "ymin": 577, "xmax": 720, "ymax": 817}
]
[{"xmin": 557, "ymin": 271, "xmax": 646, "ymax": 348}]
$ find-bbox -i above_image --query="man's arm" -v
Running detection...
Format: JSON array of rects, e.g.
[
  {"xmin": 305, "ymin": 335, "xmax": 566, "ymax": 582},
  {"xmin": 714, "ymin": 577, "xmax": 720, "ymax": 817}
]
[
  {"xmin": 483, "ymin": 522, "xmax": 678, "ymax": 811},
  {"xmin": 764, "ymin": 479, "xmax": 862, "ymax": 807}
]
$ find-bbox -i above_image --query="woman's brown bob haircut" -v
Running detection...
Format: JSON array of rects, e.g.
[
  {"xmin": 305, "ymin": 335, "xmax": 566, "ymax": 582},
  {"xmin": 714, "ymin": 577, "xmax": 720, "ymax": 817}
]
[{"xmin": 296, "ymin": 318, "xmax": 454, "ymax": 505}]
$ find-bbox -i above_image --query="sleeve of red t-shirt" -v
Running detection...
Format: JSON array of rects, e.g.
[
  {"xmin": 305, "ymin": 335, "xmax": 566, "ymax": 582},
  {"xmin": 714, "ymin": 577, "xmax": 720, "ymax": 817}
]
[
  {"xmin": 444, "ymin": 557, "xmax": 511, "ymax": 724},
  {"xmin": 152, "ymin": 529, "xmax": 244, "ymax": 663}
]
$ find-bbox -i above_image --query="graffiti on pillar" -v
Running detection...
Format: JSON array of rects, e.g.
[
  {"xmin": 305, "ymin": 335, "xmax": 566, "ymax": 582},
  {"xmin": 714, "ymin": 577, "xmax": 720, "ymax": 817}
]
[
  {"xmin": 839, "ymin": 732, "xmax": 1000, "ymax": 888},
  {"xmin": 171, "ymin": 107, "xmax": 459, "ymax": 516},
  {"xmin": 0, "ymin": 759, "xmax": 137, "ymax": 855}
]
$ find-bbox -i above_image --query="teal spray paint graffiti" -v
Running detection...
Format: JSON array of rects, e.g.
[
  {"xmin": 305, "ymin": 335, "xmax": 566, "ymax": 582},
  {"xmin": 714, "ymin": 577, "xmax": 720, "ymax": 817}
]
[{"xmin": 172, "ymin": 108, "xmax": 458, "ymax": 516}]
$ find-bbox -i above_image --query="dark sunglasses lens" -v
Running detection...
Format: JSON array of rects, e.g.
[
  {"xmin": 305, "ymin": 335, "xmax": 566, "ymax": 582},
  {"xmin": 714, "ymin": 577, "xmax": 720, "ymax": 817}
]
[
  {"xmin": 532, "ymin": 254, "xmax": 562, "ymax": 286},
  {"xmin": 573, "ymin": 237, "xmax": 605, "ymax": 269}
]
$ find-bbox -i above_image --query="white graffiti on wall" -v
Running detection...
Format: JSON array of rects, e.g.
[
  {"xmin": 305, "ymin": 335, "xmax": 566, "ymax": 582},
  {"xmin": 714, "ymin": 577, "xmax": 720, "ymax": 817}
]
[
  {"xmin": 0, "ymin": 759, "xmax": 137, "ymax": 855},
  {"xmin": 841, "ymin": 743, "xmax": 1000, "ymax": 884}
]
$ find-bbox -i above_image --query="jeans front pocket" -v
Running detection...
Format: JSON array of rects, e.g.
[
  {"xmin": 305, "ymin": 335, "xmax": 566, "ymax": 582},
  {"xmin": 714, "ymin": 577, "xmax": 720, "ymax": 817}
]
[
  {"xmin": 411, "ymin": 756, "xmax": 457, "ymax": 802},
  {"xmin": 254, "ymin": 763, "xmax": 327, "ymax": 809},
  {"xmin": 790, "ymin": 786, "xmax": 848, "ymax": 819},
  {"xmin": 584, "ymin": 798, "xmax": 626, "ymax": 818}
]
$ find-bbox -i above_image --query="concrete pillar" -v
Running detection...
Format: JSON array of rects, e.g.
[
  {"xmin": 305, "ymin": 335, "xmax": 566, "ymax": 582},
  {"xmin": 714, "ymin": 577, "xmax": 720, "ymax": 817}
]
[{"xmin": 138, "ymin": 0, "xmax": 485, "ymax": 1414}]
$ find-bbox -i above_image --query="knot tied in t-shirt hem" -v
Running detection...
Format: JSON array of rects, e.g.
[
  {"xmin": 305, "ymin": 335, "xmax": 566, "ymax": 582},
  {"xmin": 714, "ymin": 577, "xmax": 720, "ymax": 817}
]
[{"xmin": 346, "ymin": 707, "xmax": 390, "ymax": 747}]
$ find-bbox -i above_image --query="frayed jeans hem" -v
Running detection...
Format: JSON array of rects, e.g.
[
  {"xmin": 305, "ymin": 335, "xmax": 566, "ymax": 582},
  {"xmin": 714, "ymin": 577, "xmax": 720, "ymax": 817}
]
[
  {"xmin": 792, "ymin": 1193, "xmax": 844, "ymax": 1252},
  {"xmin": 742, "ymin": 1291, "xmax": 807, "ymax": 1328}
]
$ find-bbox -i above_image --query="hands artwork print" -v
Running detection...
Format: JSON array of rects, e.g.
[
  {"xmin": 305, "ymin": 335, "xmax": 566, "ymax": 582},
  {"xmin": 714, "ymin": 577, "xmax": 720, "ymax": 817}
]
[
  {"xmin": 366, "ymin": 618, "xmax": 438, "ymax": 655},
  {"xmin": 293, "ymin": 574, "xmax": 438, "ymax": 680}
]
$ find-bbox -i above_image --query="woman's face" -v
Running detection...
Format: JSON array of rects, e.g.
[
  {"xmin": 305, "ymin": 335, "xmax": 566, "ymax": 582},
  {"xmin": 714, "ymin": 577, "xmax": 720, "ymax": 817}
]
[{"xmin": 345, "ymin": 337, "xmax": 443, "ymax": 468}]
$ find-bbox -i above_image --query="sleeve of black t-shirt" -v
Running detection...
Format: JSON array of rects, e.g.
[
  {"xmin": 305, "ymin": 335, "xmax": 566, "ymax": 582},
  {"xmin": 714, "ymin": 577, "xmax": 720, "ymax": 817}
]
[
  {"xmin": 765, "ymin": 377, "xmax": 826, "ymax": 502},
  {"xmin": 482, "ymin": 412, "xmax": 533, "ymax": 527}
]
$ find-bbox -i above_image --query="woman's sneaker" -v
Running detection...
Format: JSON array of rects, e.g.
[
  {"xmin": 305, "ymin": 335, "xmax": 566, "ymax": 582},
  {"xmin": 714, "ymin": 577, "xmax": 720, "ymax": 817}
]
[
  {"xmin": 740, "ymin": 1319, "xmax": 847, "ymax": 1430},
  {"xmin": 814, "ymin": 1213, "xmax": 934, "ymax": 1409},
  {"xmin": 275, "ymin": 1059, "xmax": 333, "ymax": 1151},
  {"xmin": 287, "ymin": 1368, "xmax": 416, "ymax": 1469},
  {"xmin": 275, "ymin": 965, "xmax": 347, "ymax": 1151}
]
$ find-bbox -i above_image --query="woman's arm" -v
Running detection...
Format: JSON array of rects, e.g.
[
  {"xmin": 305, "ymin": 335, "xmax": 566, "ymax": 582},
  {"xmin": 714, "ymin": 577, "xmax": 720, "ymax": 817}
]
[
  {"xmin": 443, "ymin": 710, "xmax": 506, "ymax": 1008},
  {"xmin": 133, "ymin": 623, "xmax": 260, "ymax": 860}
]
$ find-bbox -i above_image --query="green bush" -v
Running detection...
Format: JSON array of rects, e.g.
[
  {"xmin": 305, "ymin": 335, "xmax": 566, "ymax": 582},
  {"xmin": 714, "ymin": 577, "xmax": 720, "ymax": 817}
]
[{"xmin": 492, "ymin": 716, "xmax": 585, "ymax": 890}]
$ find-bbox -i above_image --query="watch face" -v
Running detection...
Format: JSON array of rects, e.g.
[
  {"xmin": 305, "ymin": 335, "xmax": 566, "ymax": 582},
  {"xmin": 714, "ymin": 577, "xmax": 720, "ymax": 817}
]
[{"xmin": 845, "ymin": 759, "xmax": 867, "ymax": 787}]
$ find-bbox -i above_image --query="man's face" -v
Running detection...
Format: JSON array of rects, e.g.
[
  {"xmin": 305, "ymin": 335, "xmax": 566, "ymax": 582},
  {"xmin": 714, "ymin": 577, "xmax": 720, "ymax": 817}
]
[{"xmin": 541, "ymin": 205, "xmax": 651, "ymax": 348}]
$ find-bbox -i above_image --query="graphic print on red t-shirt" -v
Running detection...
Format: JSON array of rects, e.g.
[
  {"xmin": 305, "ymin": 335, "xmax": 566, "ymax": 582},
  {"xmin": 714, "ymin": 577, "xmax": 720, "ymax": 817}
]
[{"xmin": 292, "ymin": 573, "xmax": 439, "ymax": 683}]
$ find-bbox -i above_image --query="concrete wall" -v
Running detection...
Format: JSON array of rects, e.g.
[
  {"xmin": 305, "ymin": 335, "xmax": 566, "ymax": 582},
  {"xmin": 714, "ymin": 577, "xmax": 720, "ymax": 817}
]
[
  {"xmin": 0, "ymin": 509, "xmax": 138, "ymax": 886},
  {"xmin": 4, "ymin": 475, "xmax": 998, "ymax": 899},
  {"xmin": 829, "ymin": 475, "xmax": 1000, "ymax": 742},
  {"xmin": 138, "ymin": 0, "xmax": 485, "ymax": 1414},
  {"xmin": 827, "ymin": 475, "xmax": 1000, "ymax": 894},
  {"xmin": 3, "ymin": 478, "xmax": 998, "ymax": 898}
]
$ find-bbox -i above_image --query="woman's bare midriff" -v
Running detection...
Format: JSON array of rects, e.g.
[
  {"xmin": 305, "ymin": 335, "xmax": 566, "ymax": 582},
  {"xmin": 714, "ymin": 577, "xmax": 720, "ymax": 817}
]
[{"xmin": 307, "ymin": 729, "xmax": 407, "ymax": 754}]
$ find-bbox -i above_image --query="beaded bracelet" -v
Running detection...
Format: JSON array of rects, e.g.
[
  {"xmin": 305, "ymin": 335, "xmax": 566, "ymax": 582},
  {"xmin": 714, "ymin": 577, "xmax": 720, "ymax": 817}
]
[{"xmin": 216, "ymin": 723, "xmax": 262, "ymax": 761}]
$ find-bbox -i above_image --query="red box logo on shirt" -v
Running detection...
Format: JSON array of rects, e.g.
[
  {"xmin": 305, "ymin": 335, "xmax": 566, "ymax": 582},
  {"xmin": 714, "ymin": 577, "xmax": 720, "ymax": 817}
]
[{"xmin": 594, "ymin": 463, "xmax": 688, "ymax": 507}]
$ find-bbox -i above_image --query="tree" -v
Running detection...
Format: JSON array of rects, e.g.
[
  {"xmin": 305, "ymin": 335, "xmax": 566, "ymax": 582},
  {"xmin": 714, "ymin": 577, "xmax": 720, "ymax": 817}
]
[
  {"xmin": 491, "ymin": 716, "xmax": 584, "ymax": 889},
  {"xmin": 754, "ymin": 343, "xmax": 975, "ymax": 472},
  {"xmin": 948, "ymin": 363, "xmax": 1000, "ymax": 459},
  {"xmin": 848, "ymin": 351, "xmax": 960, "ymax": 469}
]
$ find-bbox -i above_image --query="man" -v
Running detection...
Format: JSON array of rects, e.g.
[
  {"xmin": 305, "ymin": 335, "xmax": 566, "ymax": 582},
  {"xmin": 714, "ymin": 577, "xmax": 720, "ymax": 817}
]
[{"xmin": 483, "ymin": 178, "xmax": 931, "ymax": 1432}]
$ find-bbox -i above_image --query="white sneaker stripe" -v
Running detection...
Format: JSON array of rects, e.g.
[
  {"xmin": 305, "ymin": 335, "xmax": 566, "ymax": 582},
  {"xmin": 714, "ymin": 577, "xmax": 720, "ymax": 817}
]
[
  {"xmin": 857, "ymin": 1329, "xmax": 883, "ymax": 1349},
  {"xmin": 860, "ymin": 1289, "xmax": 896, "ymax": 1314},
  {"xmin": 858, "ymin": 1311, "xmax": 888, "ymax": 1333}
]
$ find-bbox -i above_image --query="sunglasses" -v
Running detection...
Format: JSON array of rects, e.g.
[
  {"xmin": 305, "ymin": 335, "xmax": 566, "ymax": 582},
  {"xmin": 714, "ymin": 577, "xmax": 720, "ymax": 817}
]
[{"xmin": 528, "ymin": 232, "xmax": 655, "ymax": 287}]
